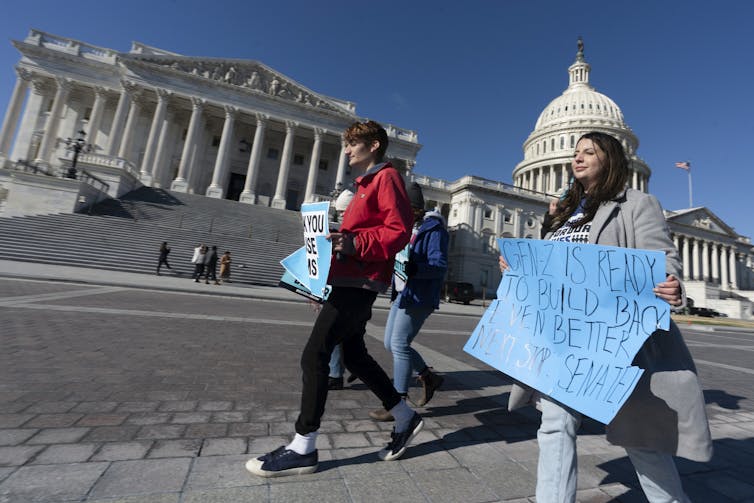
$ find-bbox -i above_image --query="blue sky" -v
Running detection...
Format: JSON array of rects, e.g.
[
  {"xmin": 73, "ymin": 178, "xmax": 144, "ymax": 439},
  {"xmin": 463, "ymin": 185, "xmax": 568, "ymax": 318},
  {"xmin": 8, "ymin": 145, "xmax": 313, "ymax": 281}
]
[{"xmin": 2, "ymin": 1, "xmax": 753, "ymax": 239}]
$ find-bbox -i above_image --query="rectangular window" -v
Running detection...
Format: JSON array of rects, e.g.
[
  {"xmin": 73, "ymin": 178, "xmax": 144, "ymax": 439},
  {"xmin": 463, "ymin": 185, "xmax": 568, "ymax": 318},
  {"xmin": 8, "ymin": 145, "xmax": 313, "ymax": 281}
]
[
  {"xmin": 318, "ymin": 159, "xmax": 328, "ymax": 171},
  {"xmin": 484, "ymin": 208, "xmax": 492, "ymax": 219},
  {"xmin": 293, "ymin": 154, "xmax": 304, "ymax": 165},
  {"xmin": 211, "ymin": 136, "xmax": 221, "ymax": 147},
  {"xmin": 504, "ymin": 212, "xmax": 512, "ymax": 223},
  {"xmin": 267, "ymin": 148, "xmax": 279, "ymax": 160},
  {"xmin": 84, "ymin": 107, "xmax": 92, "ymax": 121}
]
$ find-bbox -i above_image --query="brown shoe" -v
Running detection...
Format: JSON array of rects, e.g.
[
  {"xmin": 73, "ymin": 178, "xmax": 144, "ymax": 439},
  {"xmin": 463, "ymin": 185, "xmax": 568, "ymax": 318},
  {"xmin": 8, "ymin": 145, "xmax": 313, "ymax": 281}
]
[
  {"xmin": 416, "ymin": 368, "xmax": 444, "ymax": 407},
  {"xmin": 369, "ymin": 407, "xmax": 395, "ymax": 422}
]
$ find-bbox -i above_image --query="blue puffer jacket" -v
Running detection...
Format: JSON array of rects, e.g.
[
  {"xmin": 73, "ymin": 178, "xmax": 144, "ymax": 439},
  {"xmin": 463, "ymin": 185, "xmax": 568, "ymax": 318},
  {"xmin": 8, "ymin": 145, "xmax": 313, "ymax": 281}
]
[{"xmin": 396, "ymin": 211, "xmax": 449, "ymax": 309}]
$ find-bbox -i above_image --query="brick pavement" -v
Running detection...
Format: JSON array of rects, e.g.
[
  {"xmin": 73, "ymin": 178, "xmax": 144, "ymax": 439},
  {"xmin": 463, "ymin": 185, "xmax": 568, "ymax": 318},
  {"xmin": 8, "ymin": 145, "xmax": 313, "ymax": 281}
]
[{"xmin": 0, "ymin": 264, "xmax": 753, "ymax": 502}]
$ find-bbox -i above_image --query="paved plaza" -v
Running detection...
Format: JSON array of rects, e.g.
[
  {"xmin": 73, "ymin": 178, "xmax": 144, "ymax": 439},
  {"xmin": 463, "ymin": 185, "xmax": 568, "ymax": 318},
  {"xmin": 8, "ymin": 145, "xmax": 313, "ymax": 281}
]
[{"xmin": 1, "ymin": 261, "xmax": 754, "ymax": 502}]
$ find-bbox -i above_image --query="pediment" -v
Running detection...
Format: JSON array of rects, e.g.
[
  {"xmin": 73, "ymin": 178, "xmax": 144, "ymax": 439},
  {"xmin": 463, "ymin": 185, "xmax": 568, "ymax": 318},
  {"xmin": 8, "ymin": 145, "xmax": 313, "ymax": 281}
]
[
  {"xmin": 665, "ymin": 207, "xmax": 737, "ymax": 237},
  {"xmin": 119, "ymin": 54, "xmax": 354, "ymax": 115}
]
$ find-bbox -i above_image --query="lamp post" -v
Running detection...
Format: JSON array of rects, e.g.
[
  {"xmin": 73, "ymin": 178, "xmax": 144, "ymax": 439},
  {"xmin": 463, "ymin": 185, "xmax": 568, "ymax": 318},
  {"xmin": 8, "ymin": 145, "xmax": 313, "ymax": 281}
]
[{"xmin": 65, "ymin": 129, "xmax": 89, "ymax": 179}]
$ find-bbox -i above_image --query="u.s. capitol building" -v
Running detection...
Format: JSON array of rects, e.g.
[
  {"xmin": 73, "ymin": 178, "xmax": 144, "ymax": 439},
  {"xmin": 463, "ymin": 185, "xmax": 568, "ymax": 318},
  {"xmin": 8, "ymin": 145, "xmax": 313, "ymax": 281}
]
[{"xmin": 0, "ymin": 30, "xmax": 751, "ymax": 318}]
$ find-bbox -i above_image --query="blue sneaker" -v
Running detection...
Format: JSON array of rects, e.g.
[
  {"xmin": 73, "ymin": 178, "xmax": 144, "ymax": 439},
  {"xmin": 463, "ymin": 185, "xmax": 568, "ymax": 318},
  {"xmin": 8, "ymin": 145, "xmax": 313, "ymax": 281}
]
[
  {"xmin": 378, "ymin": 412, "xmax": 423, "ymax": 461},
  {"xmin": 245, "ymin": 446, "xmax": 318, "ymax": 477}
]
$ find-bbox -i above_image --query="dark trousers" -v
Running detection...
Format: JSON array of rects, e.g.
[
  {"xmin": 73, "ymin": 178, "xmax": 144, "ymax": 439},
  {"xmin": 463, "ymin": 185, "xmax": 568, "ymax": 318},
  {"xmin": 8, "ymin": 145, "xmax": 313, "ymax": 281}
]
[
  {"xmin": 204, "ymin": 263, "xmax": 217, "ymax": 281},
  {"xmin": 157, "ymin": 258, "xmax": 171, "ymax": 272},
  {"xmin": 295, "ymin": 287, "xmax": 402, "ymax": 435},
  {"xmin": 192, "ymin": 263, "xmax": 204, "ymax": 279}
]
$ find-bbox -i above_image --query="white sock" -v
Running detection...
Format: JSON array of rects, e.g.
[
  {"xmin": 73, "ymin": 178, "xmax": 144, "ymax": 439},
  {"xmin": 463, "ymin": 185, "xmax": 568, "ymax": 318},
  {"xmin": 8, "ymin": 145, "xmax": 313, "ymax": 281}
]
[
  {"xmin": 286, "ymin": 432, "xmax": 318, "ymax": 455},
  {"xmin": 390, "ymin": 400, "xmax": 415, "ymax": 433}
]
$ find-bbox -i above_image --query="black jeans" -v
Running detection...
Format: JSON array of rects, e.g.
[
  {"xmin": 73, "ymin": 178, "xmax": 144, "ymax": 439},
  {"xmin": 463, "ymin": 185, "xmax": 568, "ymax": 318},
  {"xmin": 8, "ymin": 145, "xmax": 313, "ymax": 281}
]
[
  {"xmin": 192, "ymin": 263, "xmax": 204, "ymax": 279},
  {"xmin": 295, "ymin": 287, "xmax": 402, "ymax": 435}
]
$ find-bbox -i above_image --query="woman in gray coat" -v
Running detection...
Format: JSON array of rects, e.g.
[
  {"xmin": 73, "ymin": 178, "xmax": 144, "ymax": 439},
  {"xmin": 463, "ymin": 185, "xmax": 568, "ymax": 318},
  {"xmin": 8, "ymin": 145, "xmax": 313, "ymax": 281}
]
[{"xmin": 502, "ymin": 132, "xmax": 712, "ymax": 503}]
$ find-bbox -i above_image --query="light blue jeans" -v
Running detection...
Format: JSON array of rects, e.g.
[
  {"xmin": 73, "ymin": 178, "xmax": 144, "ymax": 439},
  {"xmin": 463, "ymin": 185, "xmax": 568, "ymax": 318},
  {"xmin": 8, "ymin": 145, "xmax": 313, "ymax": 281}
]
[
  {"xmin": 383, "ymin": 301, "xmax": 434, "ymax": 394},
  {"xmin": 537, "ymin": 396, "xmax": 690, "ymax": 503},
  {"xmin": 328, "ymin": 344, "xmax": 343, "ymax": 378}
]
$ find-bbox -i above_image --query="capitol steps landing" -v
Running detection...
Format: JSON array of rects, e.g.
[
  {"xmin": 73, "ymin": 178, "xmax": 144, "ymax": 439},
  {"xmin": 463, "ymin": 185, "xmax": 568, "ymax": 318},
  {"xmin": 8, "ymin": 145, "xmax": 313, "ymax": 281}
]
[{"xmin": 0, "ymin": 188, "xmax": 306, "ymax": 286}]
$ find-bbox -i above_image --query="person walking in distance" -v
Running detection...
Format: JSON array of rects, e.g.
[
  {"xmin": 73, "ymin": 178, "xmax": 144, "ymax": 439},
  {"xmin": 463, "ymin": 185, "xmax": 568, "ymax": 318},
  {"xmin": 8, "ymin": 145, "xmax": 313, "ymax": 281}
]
[
  {"xmin": 219, "ymin": 251, "xmax": 232, "ymax": 283},
  {"xmin": 191, "ymin": 244, "xmax": 206, "ymax": 282},
  {"xmin": 156, "ymin": 241, "xmax": 171, "ymax": 275},
  {"xmin": 246, "ymin": 120, "xmax": 423, "ymax": 478},
  {"xmin": 204, "ymin": 245, "xmax": 220, "ymax": 285}
]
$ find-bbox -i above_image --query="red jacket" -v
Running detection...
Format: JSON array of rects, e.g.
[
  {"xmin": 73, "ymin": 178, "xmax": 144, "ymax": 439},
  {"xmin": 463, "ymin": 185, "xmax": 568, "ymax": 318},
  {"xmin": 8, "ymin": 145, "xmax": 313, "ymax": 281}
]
[{"xmin": 329, "ymin": 162, "xmax": 412, "ymax": 292}]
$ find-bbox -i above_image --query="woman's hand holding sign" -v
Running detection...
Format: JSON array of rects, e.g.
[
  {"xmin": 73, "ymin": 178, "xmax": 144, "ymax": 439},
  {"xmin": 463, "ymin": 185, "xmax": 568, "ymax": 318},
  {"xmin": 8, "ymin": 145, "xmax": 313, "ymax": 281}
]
[
  {"xmin": 653, "ymin": 274, "xmax": 683, "ymax": 307},
  {"xmin": 498, "ymin": 255, "xmax": 509, "ymax": 274}
]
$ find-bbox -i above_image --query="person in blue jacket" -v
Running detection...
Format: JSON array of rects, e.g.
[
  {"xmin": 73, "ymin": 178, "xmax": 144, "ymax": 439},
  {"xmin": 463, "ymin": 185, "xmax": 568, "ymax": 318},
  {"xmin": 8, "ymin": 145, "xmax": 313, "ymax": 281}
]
[{"xmin": 370, "ymin": 182, "xmax": 450, "ymax": 421}]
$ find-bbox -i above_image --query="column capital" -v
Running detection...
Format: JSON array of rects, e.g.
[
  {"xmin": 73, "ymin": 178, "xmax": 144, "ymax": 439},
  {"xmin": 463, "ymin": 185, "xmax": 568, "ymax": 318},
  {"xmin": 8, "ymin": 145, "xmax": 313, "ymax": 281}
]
[
  {"xmin": 120, "ymin": 79, "xmax": 138, "ymax": 93},
  {"xmin": 190, "ymin": 96, "xmax": 205, "ymax": 110},
  {"xmin": 254, "ymin": 112, "xmax": 269, "ymax": 126},
  {"xmin": 312, "ymin": 127, "xmax": 325, "ymax": 140},
  {"xmin": 284, "ymin": 120, "xmax": 299, "ymax": 132},
  {"xmin": 155, "ymin": 88, "xmax": 173, "ymax": 100},
  {"xmin": 93, "ymin": 86, "xmax": 110, "ymax": 99},
  {"xmin": 30, "ymin": 77, "xmax": 50, "ymax": 95},
  {"xmin": 223, "ymin": 104, "xmax": 238, "ymax": 118},
  {"xmin": 54, "ymin": 76, "xmax": 73, "ymax": 93},
  {"xmin": 15, "ymin": 67, "xmax": 33, "ymax": 82}
]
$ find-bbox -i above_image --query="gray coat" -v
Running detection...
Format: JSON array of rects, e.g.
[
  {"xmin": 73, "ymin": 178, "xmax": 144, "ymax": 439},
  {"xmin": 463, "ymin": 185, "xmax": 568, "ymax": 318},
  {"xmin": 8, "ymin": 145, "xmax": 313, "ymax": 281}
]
[{"xmin": 508, "ymin": 188, "xmax": 713, "ymax": 462}]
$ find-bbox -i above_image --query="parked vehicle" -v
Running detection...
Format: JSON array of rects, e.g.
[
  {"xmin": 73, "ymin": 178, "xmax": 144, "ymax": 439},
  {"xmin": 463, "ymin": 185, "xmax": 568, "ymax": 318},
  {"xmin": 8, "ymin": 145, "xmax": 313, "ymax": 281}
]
[
  {"xmin": 443, "ymin": 281, "xmax": 474, "ymax": 305},
  {"xmin": 688, "ymin": 306, "xmax": 725, "ymax": 318}
]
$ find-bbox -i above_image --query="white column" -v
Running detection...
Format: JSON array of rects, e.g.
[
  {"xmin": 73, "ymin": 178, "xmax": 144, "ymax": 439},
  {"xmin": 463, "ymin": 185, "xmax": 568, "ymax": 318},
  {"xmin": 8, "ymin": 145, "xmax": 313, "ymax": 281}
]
[
  {"xmin": 632, "ymin": 170, "xmax": 639, "ymax": 190},
  {"xmin": 701, "ymin": 240, "xmax": 710, "ymax": 282},
  {"xmin": 304, "ymin": 128, "xmax": 324, "ymax": 203},
  {"xmin": 272, "ymin": 121, "xmax": 297, "ymax": 209},
  {"xmin": 561, "ymin": 165, "xmax": 568, "ymax": 191},
  {"xmin": 10, "ymin": 78, "xmax": 47, "ymax": 162},
  {"xmin": 691, "ymin": 238, "xmax": 700, "ymax": 280},
  {"xmin": 35, "ymin": 76, "xmax": 71, "ymax": 165},
  {"xmin": 681, "ymin": 236, "xmax": 690, "ymax": 281},
  {"xmin": 139, "ymin": 88, "xmax": 170, "ymax": 185},
  {"xmin": 107, "ymin": 86, "xmax": 131, "ymax": 156},
  {"xmin": 151, "ymin": 108, "xmax": 175, "ymax": 188},
  {"xmin": 239, "ymin": 113, "xmax": 267, "ymax": 204},
  {"xmin": 711, "ymin": 243, "xmax": 720, "ymax": 284},
  {"xmin": 335, "ymin": 140, "xmax": 348, "ymax": 188},
  {"xmin": 473, "ymin": 202, "xmax": 483, "ymax": 234},
  {"xmin": 495, "ymin": 206, "xmax": 505, "ymax": 236},
  {"xmin": 206, "ymin": 105, "xmax": 237, "ymax": 198},
  {"xmin": 86, "ymin": 87, "xmax": 108, "ymax": 152},
  {"xmin": 720, "ymin": 246, "xmax": 729, "ymax": 290},
  {"xmin": 0, "ymin": 68, "xmax": 31, "ymax": 161},
  {"xmin": 729, "ymin": 249, "xmax": 738, "ymax": 290},
  {"xmin": 171, "ymin": 97, "xmax": 204, "ymax": 192},
  {"xmin": 117, "ymin": 90, "xmax": 142, "ymax": 160}
]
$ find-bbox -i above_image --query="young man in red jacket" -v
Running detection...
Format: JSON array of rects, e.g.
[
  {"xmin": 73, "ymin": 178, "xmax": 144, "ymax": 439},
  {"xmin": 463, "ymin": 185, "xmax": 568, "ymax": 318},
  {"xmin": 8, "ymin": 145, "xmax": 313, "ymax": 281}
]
[{"xmin": 246, "ymin": 121, "xmax": 423, "ymax": 477}]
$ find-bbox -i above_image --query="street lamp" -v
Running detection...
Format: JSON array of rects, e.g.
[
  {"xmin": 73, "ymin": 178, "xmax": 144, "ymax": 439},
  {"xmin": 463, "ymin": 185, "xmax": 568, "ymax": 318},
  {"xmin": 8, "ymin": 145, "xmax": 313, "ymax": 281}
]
[{"xmin": 64, "ymin": 129, "xmax": 89, "ymax": 179}]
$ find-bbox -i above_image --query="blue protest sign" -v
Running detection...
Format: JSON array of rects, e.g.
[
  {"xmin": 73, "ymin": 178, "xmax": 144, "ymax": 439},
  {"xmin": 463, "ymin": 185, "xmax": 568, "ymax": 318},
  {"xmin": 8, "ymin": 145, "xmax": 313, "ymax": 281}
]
[
  {"xmin": 463, "ymin": 238, "xmax": 670, "ymax": 424},
  {"xmin": 278, "ymin": 201, "xmax": 332, "ymax": 301}
]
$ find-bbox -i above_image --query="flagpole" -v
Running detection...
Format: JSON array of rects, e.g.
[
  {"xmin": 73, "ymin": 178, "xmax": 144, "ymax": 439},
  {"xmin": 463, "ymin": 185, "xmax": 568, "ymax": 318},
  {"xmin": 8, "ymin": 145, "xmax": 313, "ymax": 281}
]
[{"xmin": 688, "ymin": 170, "xmax": 693, "ymax": 207}]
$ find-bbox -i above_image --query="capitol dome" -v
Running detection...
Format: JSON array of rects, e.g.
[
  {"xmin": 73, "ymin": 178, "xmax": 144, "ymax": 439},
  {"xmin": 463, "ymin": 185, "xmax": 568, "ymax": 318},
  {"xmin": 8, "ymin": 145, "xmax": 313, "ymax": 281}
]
[{"xmin": 513, "ymin": 39, "xmax": 650, "ymax": 195}]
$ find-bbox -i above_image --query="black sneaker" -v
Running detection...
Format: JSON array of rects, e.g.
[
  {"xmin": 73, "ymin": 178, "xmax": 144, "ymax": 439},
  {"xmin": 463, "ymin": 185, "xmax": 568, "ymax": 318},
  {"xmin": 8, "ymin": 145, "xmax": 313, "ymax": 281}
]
[
  {"xmin": 245, "ymin": 446, "xmax": 318, "ymax": 477},
  {"xmin": 378, "ymin": 412, "xmax": 423, "ymax": 461},
  {"xmin": 327, "ymin": 376, "xmax": 344, "ymax": 390}
]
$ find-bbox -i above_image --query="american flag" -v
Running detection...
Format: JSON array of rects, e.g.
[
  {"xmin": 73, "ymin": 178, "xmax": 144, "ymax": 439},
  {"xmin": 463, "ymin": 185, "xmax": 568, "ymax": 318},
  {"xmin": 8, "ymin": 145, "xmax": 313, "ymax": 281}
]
[{"xmin": 675, "ymin": 161, "xmax": 691, "ymax": 171}]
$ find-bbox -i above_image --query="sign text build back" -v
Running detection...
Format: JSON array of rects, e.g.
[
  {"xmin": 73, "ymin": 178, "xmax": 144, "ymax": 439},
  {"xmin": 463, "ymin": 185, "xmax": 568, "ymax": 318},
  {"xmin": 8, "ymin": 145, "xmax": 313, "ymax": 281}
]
[{"xmin": 463, "ymin": 239, "xmax": 670, "ymax": 424}]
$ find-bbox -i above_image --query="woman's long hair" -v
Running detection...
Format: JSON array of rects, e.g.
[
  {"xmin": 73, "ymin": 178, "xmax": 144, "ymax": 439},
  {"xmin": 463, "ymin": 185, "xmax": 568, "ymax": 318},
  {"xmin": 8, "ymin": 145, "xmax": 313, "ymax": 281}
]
[{"xmin": 551, "ymin": 132, "xmax": 629, "ymax": 229}]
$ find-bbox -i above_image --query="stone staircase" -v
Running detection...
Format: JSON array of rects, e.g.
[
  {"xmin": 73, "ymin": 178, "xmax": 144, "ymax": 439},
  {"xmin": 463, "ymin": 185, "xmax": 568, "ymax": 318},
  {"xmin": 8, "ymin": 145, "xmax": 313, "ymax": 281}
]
[{"xmin": 0, "ymin": 187, "xmax": 306, "ymax": 286}]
